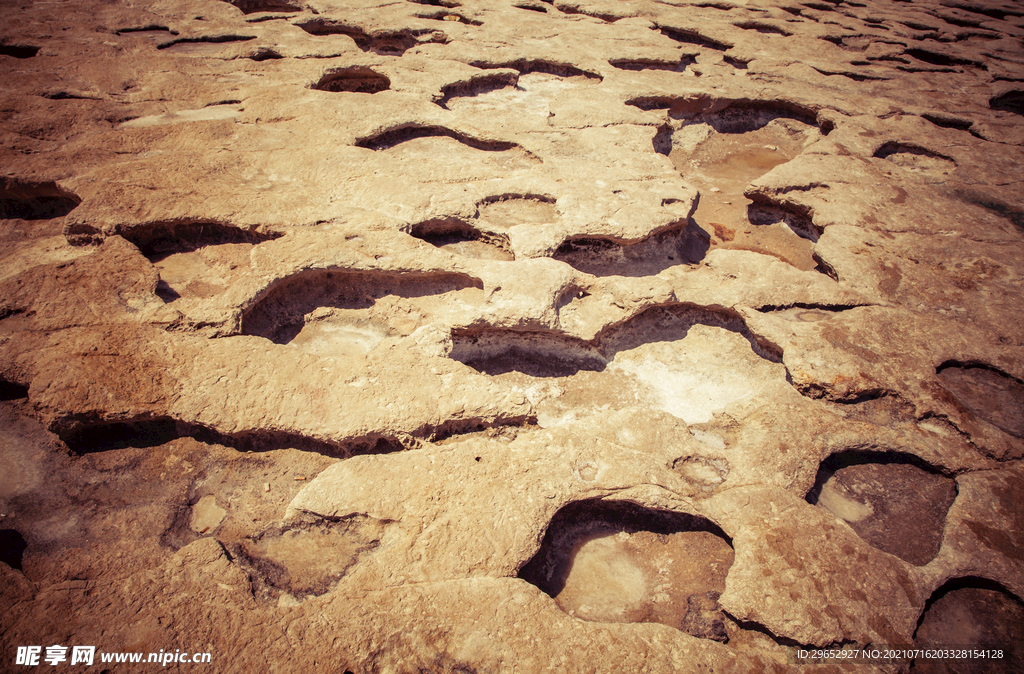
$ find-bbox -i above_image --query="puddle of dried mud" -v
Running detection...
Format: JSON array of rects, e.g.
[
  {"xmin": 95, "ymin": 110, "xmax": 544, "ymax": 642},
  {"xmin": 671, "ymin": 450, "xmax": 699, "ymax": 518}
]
[{"xmin": 671, "ymin": 118, "xmax": 820, "ymax": 270}]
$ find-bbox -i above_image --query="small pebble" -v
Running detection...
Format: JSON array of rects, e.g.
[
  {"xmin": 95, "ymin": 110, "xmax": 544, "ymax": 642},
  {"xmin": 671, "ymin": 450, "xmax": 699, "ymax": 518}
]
[
  {"xmin": 710, "ymin": 187, "xmax": 721, "ymax": 193},
  {"xmin": 263, "ymin": 483, "xmax": 271, "ymax": 492},
  {"xmin": 764, "ymin": 145, "xmax": 777, "ymax": 151}
]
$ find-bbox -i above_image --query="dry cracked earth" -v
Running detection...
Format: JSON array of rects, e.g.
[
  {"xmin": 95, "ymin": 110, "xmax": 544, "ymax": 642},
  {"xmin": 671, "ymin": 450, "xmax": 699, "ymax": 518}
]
[{"xmin": 2, "ymin": 0, "xmax": 1024, "ymax": 671}]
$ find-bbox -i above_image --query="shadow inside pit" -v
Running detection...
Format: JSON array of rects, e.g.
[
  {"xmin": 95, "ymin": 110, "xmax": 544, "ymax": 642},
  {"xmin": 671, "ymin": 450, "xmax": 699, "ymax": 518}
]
[
  {"xmin": 519, "ymin": 499, "xmax": 731, "ymax": 598},
  {"xmin": 937, "ymin": 361, "xmax": 1024, "ymax": 439},
  {"xmin": 0, "ymin": 529, "xmax": 28, "ymax": 570},
  {"xmin": 519, "ymin": 499, "xmax": 734, "ymax": 640},
  {"xmin": 59, "ymin": 418, "xmax": 182, "ymax": 453},
  {"xmin": 0, "ymin": 196, "xmax": 80, "ymax": 221},
  {"xmin": 452, "ymin": 302, "xmax": 781, "ymax": 378},
  {"xmin": 311, "ymin": 66, "xmax": 391, "ymax": 93},
  {"xmin": 408, "ymin": 218, "xmax": 514, "ymax": 261},
  {"xmin": 806, "ymin": 450, "xmax": 956, "ymax": 566},
  {"xmin": 241, "ymin": 269, "xmax": 483, "ymax": 344},
  {"xmin": 0, "ymin": 380, "xmax": 29, "ymax": 400},
  {"xmin": 155, "ymin": 280, "xmax": 182, "ymax": 303},
  {"xmin": 0, "ymin": 44, "xmax": 40, "ymax": 58},
  {"xmin": 122, "ymin": 221, "xmax": 283, "ymax": 262},
  {"xmin": 55, "ymin": 418, "xmax": 358, "ymax": 457},
  {"xmin": 456, "ymin": 344, "xmax": 606, "ymax": 377},
  {"xmin": 913, "ymin": 577, "xmax": 1024, "ymax": 673},
  {"xmin": 223, "ymin": 0, "xmax": 302, "ymax": 14},
  {"xmin": 989, "ymin": 90, "xmax": 1024, "ymax": 116},
  {"xmin": 551, "ymin": 218, "xmax": 710, "ymax": 277},
  {"xmin": 952, "ymin": 189, "xmax": 1024, "ymax": 232}
]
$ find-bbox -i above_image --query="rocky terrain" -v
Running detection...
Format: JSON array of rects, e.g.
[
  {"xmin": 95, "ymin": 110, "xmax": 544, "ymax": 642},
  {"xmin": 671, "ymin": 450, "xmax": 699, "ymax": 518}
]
[{"xmin": 2, "ymin": 0, "xmax": 1024, "ymax": 670}]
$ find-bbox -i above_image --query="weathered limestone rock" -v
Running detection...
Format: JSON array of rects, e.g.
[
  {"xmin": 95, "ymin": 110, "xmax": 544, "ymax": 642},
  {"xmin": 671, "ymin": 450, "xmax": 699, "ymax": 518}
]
[{"xmin": 2, "ymin": 0, "xmax": 1023, "ymax": 670}]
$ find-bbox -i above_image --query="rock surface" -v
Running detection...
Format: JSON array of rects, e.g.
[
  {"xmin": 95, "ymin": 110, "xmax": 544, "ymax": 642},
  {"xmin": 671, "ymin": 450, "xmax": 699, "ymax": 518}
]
[{"xmin": 1, "ymin": 0, "xmax": 1024, "ymax": 670}]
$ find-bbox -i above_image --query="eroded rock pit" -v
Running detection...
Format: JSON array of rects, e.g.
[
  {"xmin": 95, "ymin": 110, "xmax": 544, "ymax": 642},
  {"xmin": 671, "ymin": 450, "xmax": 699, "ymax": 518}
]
[
  {"xmin": 519, "ymin": 500, "xmax": 734, "ymax": 640},
  {"xmin": 2, "ymin": 0, "xmax": 1024, "ymax": 670},
  {"xmin": 807, "ymin": 451, "xmax": 957, "ymax": 566}
]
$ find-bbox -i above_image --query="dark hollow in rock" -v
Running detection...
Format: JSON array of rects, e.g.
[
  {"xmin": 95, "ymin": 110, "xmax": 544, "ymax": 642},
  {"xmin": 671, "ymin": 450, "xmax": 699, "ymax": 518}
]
[
  {"xmin": 246, "ymin": 15, "xmax": 293, "ymax": 23},
  {"xmin": 515, "ymin": 3, "xmax": 548, "ymax": 12},
  {"xmin": 609, "ymin": 56, "xmax": 694, "ymax": 72},
  {"xmin": 452, "ymin": 303, "xmax": 780, "ymax": 377},
  {"xmin": 221, "ymin": 0, "xmax": 301, "ymax": 13},
  {"xmin": 118, "ymin": 221, "xmax": 283, "ymax": 261},
  {"xmin": 746, "ymin": 202, "xmax": 820, "ymax": 242},
  {"xmin": 157, "ymin": 35, "xmax": 256, "ymax": 50},
  {"xmin": 734, "ymin": 21, "xmax": 794, "ymax": 35},
  {"xmin": 0, "ymin": 181, "xmax": 80, "ymax": 220},
  {"xmin": 408, "ymin": 218, "xmax": 513, "ymax": 261},
  {"xmin": 0, "ymin": 196, "xmax": 80, "ymax": 221},
  {"xmin": 416, "ymin": 11, "xmax": 482, "ymax": 25},
  {"xmin": 54, "ymin": 417, "xmax": 363, "ymax": 457},
  {"xmin": 811, "ymin": 67, "xmax": 889, "ymax": 82},
  {"xmin": 248, "ymin": 47, "xmax": 284, "ymax": 60},
  {"xmin": 953, "ymin": 190, "xmax": 1024, "ymax": 231},
  {"xmin": 597, "ymin": 302, "xmax": 782, "ymax": 362},
  {"xmin": 311, "ymin": 67, "xmax": 391, "ymax": 93},
  {"xmin": 551, "ymin": 219, "xmax": 710, "ymax": 277},
  {"xmin": 990, "ymin": 90, "xmax": 1024, "ymax": 116},
  {"xmin": 937, "ymin": 362, "xmax": 1024, "ymax": 439},
  {"xmin": 0, "ymin": 379, "xmax": 30, "ymax": 400},
  {"xmin": 557, "ymin": 5, "xmax": 624, "ymax": 22},
  {"xmin": 949, "ymin": 3, "xmax": 1023, "ymax": 20},
  {"xmin": 936, "ymin": 12, "xmax": 985, "ymax": 29},
  {"xmin": 690, "ymin": 100, "xmax": 819, "ymax": 131},
  {"xmin": 155, "ymin": 280, "xmax": 181, "ymax": 303},
  {"xmin": 819, "ymin": 390, "xmax": 919, "ymax": 427},
  {"xmin": 438, "ymin": 72, "xmax": 519, "ymax": 108},
  {"xmin": 657, "ymin": 25, "xmax": 732, "ymax": 51},
  {"xmin": 116, "ymin": 25, "xmax": 176, "ymax": 36},
  {"xmin": 913, "ymin": 578, "xmax": 1024, "ymax": 674},
  {"xmin": 901, "ymin": 20, "xmax": 941, "ymax": 32},
  {"xmin": 874, "ymin": 142, "xmax": 956, "ymax": 176},
  {"xmin": 241, "ymin": 269, "xmax": 483, "ymax": 344},
  {"xmin": 57, "ymin": 418, "xmax": 184, "ymax": 453},
  {"xmin": 451, "ymin": 331, "xmax": 607, "ymax": 377},
  {"xmin": 519, "ymin": 499, "xmax": 733, "ymax": 640},
  {"xmin": 407, "ymin": 0, "xmax": 461, "ymax": 6},
  {"xmin": 0, "ymin": 44, "xmax": 40, "ymax": 59},
  {"xmin": 467, "ymin": 58, "xmax": 602, "ymax": 80},
  {"xmin": 623, "ymin": 95, "xmax": 676, "ymax": 111},
  {"xmin": 906, "ymin": 48, "xmax": 986, "ymax": 69},
  {"xmin": 0, "ymin": 529, "xmax": 28, "ymax": 570},
  {"xmin": 653, "ymin": 124, "xmax": 673, "ymax": 155},
  {"xmin": 806, "ymin": 450, "xmax": 956, "ymax": 566},
  {"xmin": 355, "ymin": 124, "xmax": 521, "ymax": 152},
  {"xmin": 295, "ymin": 21, "xmax": 437, "ymax": 55},
  {"xmin": 874, "ymin": 141, "xmax": 953, "ymax": 162}
]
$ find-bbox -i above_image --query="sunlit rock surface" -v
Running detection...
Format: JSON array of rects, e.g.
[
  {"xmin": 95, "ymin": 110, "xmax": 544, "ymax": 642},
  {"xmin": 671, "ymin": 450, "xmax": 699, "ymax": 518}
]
[{"xmin": 2, "ymin": 0, "xmax": 1024, "ymax": 670}]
